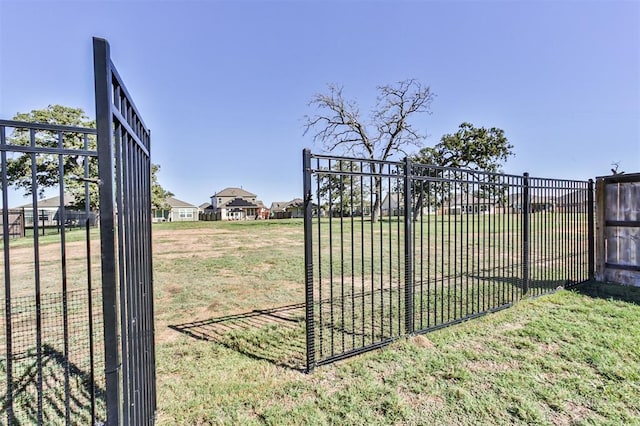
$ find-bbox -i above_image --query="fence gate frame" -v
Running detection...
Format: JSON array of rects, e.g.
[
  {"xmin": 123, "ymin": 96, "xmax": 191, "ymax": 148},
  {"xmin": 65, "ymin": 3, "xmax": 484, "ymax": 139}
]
[
  {"xmin": 1, "ymin": 37, "xmax": 155, "ymax": 425},
  {"xmin": 303, "ymin": 149, "xmax": 595, "ymax": 372},
  {"xmin": 94, "ymin": 37, "xmax": 156, "ymax": 425}
]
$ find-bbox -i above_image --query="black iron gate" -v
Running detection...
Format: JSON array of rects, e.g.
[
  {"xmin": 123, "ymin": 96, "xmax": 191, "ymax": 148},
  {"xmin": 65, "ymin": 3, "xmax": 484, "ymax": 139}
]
[
  {"xmin": 94, "ymin": 37, "xmax": 156, "ymax": 425},
  {"xmin": 0, "ymin": 37, "xmax": 155, "ymax": 425},
  {"xmin": 303, "ymin": 150, "xmax": 594, "ymax": 371}
]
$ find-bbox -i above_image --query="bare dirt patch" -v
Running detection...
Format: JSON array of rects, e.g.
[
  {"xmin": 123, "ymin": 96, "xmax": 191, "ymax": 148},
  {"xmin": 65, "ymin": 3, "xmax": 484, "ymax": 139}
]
[{"xmin": 411, "ymin": 334, "xmax": 435, "ymax": 349}]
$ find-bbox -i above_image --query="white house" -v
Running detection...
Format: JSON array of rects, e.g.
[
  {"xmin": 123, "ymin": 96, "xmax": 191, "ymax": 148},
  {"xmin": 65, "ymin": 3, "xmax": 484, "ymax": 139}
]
[
  {"xmin": 152, "ymin": 196, "xmax": 199, "ymax": 222},
  {"xmin": 210, "ymin": 187, "xmax": 266, "ymax": 220}
]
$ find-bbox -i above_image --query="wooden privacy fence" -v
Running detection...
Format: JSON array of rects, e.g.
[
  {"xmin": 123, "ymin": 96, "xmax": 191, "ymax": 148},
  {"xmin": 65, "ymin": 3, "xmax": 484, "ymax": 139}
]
[
  {"xmin": 0, "ymin": 209, "xmax": 24, "ymax": 238},
  {"xmin": 596, "ymin": 173, "xmax": 640, "ymax": 286}
]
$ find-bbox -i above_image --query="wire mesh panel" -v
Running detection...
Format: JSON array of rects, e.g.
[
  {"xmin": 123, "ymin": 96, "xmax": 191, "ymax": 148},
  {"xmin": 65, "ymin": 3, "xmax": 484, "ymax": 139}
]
[
  {"xmin": 0, "ymin": 120, "xmax": 104, "ymax": 424},
  {"xmin": 304, "ymin": 150, "xmax": 594, "ymax": 371}
]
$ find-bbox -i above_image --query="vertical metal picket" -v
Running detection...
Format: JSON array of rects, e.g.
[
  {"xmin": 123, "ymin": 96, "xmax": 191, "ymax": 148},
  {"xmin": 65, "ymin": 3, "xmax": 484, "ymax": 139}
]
[
  {"xmin": 94, "ymin": 36, "xmax": 156, "ymax": 425},
  {"xmin": 93, "ymin": 37, "xmax": 121, "ymax": 426},
  {"xmin": 303, "ymin": 149, "xmax": 315, "ymax": 373},
  {"xmin": 404, "ymin": 157, "xmax": 414, "ymax": 335},
  {"xmin": 587, "ymin": 179, "xmax": 595, "ymax": 280},
  {"xmin": 522, "ymin": 172, "xmax": 530, "ymax": 295}
]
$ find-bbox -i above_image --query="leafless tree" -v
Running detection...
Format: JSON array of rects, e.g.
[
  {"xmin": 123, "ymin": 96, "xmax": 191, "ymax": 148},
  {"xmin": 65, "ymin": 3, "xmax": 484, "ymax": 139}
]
[{"xmin": 304, "ymin": 79, "xmax": 434, "ymax": 222}]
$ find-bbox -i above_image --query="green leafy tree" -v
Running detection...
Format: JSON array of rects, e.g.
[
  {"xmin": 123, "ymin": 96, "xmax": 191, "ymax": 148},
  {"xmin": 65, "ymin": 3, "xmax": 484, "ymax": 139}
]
[
  {"xmin": 317, "ymin": 160, "xmax": 369, "ymax": 216},
  {"xmin": 6, "ymin": 105, "xmax": 98, "ymax": 207},
  {"xmin": 411, "ymin": 122, "xmax": 515, "ymax": 214},
  {"xmin": 305, "ymin": 79, "xmax": 434, "ymax": 222},
  {"xmin": 151, "ymin": 164, "xmax": 173, "ymax": 210},
  {"xmin": 413, "ymin": 122, "xmax": 513, "ymax": 172},
  {"xmin": 6, "ymin": 105, "xmax": 172, "ymax": 210}
]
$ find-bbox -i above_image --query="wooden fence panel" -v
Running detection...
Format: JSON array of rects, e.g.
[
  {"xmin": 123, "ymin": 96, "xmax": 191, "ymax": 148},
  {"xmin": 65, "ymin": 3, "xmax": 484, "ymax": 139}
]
[{"xmin": 596, "ymin": 174, "xmax": 640, "ymax": 286}]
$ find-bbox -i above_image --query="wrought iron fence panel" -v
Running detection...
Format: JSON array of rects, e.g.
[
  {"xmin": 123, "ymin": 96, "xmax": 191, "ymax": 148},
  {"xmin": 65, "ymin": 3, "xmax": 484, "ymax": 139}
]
[
  {"xmin": 304, "ymin": 150, "xmax": 594, "ymax": 372},
  {"xmin": 94, "ymin": 37, "xmax": 156, "ymax": 425},
  {"xmin": 0, "ymin": 119, "xmax": 104, "ymax": 424}
]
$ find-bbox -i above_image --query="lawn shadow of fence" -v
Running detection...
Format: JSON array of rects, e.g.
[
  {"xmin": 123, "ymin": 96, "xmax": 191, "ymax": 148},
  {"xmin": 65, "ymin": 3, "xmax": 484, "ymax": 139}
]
[
  {"xmin": 469, "ymin": 275, "xmax": 640, "ymax": 306},
  {"xmin": 169, "ymin": 303, "xmax": 307, "ymax": 372},
  {"xmin": 571, "ymin": 280, "xmax": 640, "ymax": 306},
  {"xmin": 0, "ymin": 344, "xmax": 105, "ymax": 424}
]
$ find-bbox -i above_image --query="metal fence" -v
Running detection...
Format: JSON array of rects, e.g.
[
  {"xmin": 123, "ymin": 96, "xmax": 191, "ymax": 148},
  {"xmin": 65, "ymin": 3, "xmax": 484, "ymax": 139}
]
[
  {"xmin": 94, "ymin": 37, "xmax": 156, "ymax": 425},
  {"xmin": 303, "ymin": 150, "xmax": 594, "ymax": 371},
  {"xmin": 1, "ymin": 37, "xmax": 155, "ymax": 425},
  {"xmin": 0, "ymin": 120, "xmax": 103, "ymax": 424}
]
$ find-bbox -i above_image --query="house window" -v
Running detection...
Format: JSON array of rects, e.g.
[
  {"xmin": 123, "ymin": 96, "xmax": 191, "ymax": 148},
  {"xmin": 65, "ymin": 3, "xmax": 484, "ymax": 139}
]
[
  {"xmin": 179, "ymin": 209, "xmax": 193, "ymax": 219},
  {"xmin": 25, "ymin": 211, "xmax": 33, "ymax": 225}
]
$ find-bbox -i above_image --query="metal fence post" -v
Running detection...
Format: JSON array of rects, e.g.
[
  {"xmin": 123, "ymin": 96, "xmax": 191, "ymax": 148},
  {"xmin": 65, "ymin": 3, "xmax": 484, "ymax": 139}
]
[
  {"xmin": 93, "ymin": 37, "xmax": 121, "ymax": 426},
  {"xmin": 404, "ymin": 157, "xmax": 414, "ymax": 335},
  {"xmin": 522, "ymin": 172, "xmax": 530, "ymax": 296},
  {"xmin": 587, "ymin": 178, "xmax": 595, "ymax": 280},
  {"xmin": 303, "ymin": 149, "xmax": 316, "ymax": 373}
]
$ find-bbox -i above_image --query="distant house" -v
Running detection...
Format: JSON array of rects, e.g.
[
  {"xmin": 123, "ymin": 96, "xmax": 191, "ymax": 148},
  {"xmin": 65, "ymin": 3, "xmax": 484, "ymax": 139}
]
[
  {"xmin": 270, "ymin": 198, "xmax": 319, "ymax": 219},
  {"xmin": 16, "ymin": 194, "xmax": 97, "ymax": 228},
  {"xmin": 152, "ymin": 196, "xmax": 199, "ymax": 222},
  {"xmin": 444, "ymin": 194, "xmax": 496, "ymax": 215},
  {"xmin": 381, "ymin": 193, "xmax": 403, "ymax": 216},
  {"xmin": 509, "ymin": 193, "xmax": 555, "ymax": 213},
  {"xmin": 380, "ymin": 192, "xmax": 433, "ymax": 217},
  {"xmin": 555, "ymin": 189, "xmax": 590, "ymax": 213},
  {"xmin": 270, "ymin": 199, "xmax": 303, "ymax": 219},
  {"xmin": 209, "ymin": 187, "xmax": 266, "ymax": 220},
  {"xmin": 269, "ymin": 201, "xmax": 287, "ymax": 218}
]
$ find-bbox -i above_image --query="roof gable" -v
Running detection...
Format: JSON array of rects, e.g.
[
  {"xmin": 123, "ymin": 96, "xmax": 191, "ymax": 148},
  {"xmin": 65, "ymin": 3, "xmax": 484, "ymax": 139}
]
[
  {"xmin": 225, "ymin": 198, "xmax": 258, "ymax": 208},
  {"xmin": 213, "ymin": 187, "xmax": 256, "ymax": 198},
  {"xmin": 165, "ymin": 196, "xmax": 197, "ymax": 208},
  {"xmin": 17, "ymin": 194, "xmax": 77, "ymax": 209}
]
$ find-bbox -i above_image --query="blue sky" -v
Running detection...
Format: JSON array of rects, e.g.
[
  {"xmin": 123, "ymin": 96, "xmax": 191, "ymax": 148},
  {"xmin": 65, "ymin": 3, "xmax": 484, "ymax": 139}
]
[{"xmin": 1, "ymin": 0, "xmax": 638, "ymax": 207}]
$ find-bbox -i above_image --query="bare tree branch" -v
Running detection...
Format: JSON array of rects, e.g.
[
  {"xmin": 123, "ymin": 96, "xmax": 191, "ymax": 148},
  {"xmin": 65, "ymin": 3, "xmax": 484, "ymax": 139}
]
[{"xmin": 304, "ymin": 79, "xmax": 435, "ymax": 222}]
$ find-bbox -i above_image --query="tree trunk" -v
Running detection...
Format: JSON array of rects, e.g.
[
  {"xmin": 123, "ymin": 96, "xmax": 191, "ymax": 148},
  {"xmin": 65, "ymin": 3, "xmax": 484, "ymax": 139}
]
[{"xmin": 371, "ymin": 175, "xmax": 382, "ymax": 223}]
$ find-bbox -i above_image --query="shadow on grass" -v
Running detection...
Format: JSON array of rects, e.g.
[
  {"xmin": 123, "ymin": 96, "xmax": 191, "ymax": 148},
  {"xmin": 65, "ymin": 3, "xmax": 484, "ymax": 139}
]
[
  {"xmin": 0, "ymin": 344, "xmax": 105, "ymax": 424},
  {"xmin": 570, "ymin": 280, "xmax": 640, "ymax": 306},
  {"xmin": 471, "ymin": 275, "xmax": 640, "ymax": 306},
  {"xmin": 169, "ymin": 303, "xmax": 307, "ymax": 372},
  {"xmin": 467, "ymin": 274, "xmax": 569, "ymax": 294}
]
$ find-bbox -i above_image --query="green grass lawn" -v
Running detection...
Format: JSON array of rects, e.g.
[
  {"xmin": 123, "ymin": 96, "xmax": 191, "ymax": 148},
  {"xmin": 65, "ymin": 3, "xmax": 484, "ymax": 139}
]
[
  {"xmin": 157, "ymin": 285, "xmax": 640, "ymax": 425},
  {"xmin": 152, "ymin": 220, "xmax": 639, "ymax": 425},
  {"xmin": 2, "ymin": 219, "xmax": 637, "ymax": 424}
]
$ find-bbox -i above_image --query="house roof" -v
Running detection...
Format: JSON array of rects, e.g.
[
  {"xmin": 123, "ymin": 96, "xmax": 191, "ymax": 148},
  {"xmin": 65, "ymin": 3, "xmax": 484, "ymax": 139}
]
[
  {"xmin": 165, "ymin": 196, "xmax": 197, "ymax": 208},
  {"xmin": 270, "ymin": 198, "xmax": 303, "ymax": 212},
  {"xmin": 270, "ymin": 201, "xmax": 290, "ymax": 212},
  {"xmin": 285, "ymin": 198, "xmax": 304, "ymax": 208},
  {"xmin": 509, "ymin": 193, "xmax": 556, "ymax": 205},
  {"xmin": 555, "ymin": 189, "xmax": 590, "ymax": 205},
  {"xmin": 225, "ymin": 198, "xmax": 258, "ymax": 208},
  {"xmin": 199, "ymin": 203, "xmax": 213, "ymax": 210},
  {"xmin": 212, "ymin": 187, "xmax": 256, "ymax": 198},
  {"xmin": 17, "ymin": 194, "xmax": 77, "ymax": 209},
  {"xmin": 449, "ymin": 194, "xmax": 496, "ymax": 205},
  {"xmin": 381, "ymin": 193, "xmax": 402, "ymax": 209}
]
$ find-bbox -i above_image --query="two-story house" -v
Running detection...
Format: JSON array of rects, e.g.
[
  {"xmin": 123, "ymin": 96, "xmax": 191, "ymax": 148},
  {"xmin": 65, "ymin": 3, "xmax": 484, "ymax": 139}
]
[{"xmin": 210, "ymin": 187, "xmax": 266, "ymax": 220}]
